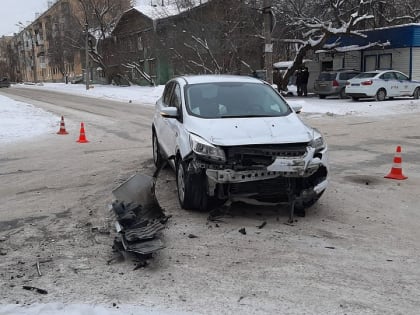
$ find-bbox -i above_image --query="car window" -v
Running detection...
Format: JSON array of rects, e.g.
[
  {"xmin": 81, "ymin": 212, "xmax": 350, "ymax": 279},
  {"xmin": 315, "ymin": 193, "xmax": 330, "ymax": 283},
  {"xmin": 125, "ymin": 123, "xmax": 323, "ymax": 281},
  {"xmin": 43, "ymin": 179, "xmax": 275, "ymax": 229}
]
[
  {"xmin": 163, "ymin": 82, "xmax": 175, "ymax": 106},
  {"xmin": 354, "ymin": 72, "xmax": 377, "ymax": 79},
  {"xmin": 185, "ymin": 82, "xmax": 291, "ymax": 119},
  {"xmin": 380, "ymin": 72, "xmax": 396, "ymax": 80},
  {"xmin": 170, "ymin": 83, "xmax": 182, "ymax": 109},
  {"xmin": 394, "ymin": 72, "xmax": 409, "ymax": 81},
  {"xmin": 317, "ymin": 73, "xmax": 336, "ymax": 81},
  {"xmin": 339, "ymin": 72, "xmax": 359, "ymax": 80}
]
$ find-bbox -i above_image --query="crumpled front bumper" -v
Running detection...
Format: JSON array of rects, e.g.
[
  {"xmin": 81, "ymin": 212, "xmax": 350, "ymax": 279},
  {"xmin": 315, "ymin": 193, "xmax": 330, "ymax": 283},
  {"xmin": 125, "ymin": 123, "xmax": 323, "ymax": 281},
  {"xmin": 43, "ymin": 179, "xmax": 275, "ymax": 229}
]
[
  {"xmin": 203, "ymin": 146, "xmax": 328, "ymax": 202},
  {"xmin": 206, "ymin": 147, "xmax": 328, "ymax": 183}
]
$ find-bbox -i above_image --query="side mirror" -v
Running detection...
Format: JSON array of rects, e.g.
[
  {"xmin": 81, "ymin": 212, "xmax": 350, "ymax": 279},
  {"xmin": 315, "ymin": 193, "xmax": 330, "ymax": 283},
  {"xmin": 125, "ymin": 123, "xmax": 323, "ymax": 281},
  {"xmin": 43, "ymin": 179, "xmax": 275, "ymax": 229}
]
[
  {"xmin": 292, "ymin": 105, "xmax": 302, "ymax": 114},
  {"xmin": 160, "ymin": 107, "xmax": 179, "ymax": 118}
]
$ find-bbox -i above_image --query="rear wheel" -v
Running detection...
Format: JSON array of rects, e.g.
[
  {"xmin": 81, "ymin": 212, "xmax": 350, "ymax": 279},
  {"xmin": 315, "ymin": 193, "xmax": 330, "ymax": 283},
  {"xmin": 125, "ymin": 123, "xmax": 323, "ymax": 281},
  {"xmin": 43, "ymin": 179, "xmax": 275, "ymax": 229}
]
[
  {"xmin": 414, "ymin": 87, "xmax": 420, "ymax": 99},
  {"xmin": 176, "ymin": 159, "xmax": 209, "ymax": 211},
  {"xmin": 375, "ymin": 88, "xmax": 387, "ymax": 101},
  {"xmin": 351, "ymin": 96, "xmax": 359, "ymax": 101},
  {"xmin": 318, "ymin": 95, "xmax": 326, "ymax": 99},
  {"xmin": 339, "ymin": 88, "xmax": 347, "ymax": 99}
]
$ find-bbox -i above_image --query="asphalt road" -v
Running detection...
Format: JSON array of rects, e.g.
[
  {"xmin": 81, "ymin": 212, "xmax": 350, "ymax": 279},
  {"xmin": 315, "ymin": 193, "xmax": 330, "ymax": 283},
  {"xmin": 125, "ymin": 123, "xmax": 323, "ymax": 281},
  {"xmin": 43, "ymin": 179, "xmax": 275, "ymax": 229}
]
[{"xmin": 1, "ymin": 87, "xmax": 419, "ymax": 314}]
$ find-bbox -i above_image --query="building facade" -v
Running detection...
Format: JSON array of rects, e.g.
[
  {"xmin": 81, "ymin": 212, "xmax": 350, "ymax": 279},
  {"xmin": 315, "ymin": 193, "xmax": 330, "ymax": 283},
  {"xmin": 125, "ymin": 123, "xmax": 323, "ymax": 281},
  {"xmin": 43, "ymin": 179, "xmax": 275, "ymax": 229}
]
[
  {"xmin": 109, "ymin": 0, "xmax": 264, "ymax": 85},
  {"xmin": 317, "ymin": 24, "xmax": 420, "ymax": 80}
]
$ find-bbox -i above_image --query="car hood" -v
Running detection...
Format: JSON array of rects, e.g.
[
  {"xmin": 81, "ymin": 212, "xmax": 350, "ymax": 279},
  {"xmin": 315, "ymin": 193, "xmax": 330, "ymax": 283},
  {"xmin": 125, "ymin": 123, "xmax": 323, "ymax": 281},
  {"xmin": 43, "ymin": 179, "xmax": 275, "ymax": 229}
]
[{"xmin": 186, "ymin": 114, "xmax": 313, "ymax": 146}]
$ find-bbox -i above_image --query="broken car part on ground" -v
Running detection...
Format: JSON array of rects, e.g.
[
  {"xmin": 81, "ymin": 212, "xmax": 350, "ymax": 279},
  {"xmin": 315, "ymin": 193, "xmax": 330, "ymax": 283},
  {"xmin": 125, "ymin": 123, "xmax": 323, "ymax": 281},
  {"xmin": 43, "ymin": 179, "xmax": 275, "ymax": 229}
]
[{"xmin": 111, "ymin": 170, "xmax": 169, "ymax": 265}]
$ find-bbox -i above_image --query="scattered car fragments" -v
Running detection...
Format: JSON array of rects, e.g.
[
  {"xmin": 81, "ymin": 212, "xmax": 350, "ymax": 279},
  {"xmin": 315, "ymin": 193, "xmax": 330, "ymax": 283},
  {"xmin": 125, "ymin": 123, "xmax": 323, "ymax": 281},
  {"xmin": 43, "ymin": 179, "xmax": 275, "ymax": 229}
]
[
  {"xmin": 22, "ymin": 285, "xmax": 48, "ymax": 295},
  {"xmin": 111, "ymin": 171, "xmax": 169, "ymax": 264}
]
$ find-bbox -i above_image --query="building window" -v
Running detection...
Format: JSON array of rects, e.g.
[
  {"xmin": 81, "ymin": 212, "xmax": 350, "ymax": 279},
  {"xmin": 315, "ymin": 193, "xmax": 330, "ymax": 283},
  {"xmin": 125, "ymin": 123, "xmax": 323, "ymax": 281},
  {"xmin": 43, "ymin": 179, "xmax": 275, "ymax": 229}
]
[
  {"xmin": 364, "ymin": 55, "xmax": 377, "ymax": 71},
  {"xmin": 137, "ymin": 35, "xmax": 143, "ymax": 51},
  {"xmin": 378, "ymin": 53, "xmax": 392, "ymax": 70}
]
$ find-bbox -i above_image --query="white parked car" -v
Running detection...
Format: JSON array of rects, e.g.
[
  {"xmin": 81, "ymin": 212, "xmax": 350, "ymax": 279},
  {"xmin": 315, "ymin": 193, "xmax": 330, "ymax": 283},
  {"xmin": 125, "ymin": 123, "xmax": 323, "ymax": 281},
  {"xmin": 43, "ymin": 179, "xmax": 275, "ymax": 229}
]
[
  {"xmin": 152, "ymin": 75, "xmax": 328, "ymax": 219},
  {"xmin": 345, "ymin": 70, "xmax": 420, "ymax": 101}
]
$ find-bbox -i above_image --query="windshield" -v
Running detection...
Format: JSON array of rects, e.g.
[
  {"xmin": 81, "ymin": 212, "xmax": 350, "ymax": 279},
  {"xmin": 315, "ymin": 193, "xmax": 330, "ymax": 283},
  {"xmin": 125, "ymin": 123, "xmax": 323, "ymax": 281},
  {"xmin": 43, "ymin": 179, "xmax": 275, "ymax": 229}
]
[{"xmin": 185, "ymin": 82, "xmax": 292, "ymax": 119}]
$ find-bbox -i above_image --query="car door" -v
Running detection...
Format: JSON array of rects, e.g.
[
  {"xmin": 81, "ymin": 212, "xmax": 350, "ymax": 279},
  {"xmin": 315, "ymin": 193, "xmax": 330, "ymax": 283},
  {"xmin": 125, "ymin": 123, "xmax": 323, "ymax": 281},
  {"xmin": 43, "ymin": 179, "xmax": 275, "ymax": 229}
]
[
  {"xmin": 394, "ymin": 71, "xmax": 412, "ymax": 96},
  {"xmin": 379, "ymin": 71, "xmax": 398, "ymax": 97},
  {"xmin": 157, "ymin": 81, "xmax": 183, "ymax": 159},
  {"xmin": 155, "ymin": 81, "xmax": 175, "ymax": 157}
]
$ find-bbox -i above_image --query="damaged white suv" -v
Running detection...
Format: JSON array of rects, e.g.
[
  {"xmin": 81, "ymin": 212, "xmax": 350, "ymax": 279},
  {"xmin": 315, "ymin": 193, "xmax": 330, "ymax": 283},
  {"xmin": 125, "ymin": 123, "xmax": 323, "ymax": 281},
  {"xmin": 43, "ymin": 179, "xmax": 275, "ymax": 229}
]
[{"xmin": 152, "ymin": 75, "xmax": 328, "ymax": 218}]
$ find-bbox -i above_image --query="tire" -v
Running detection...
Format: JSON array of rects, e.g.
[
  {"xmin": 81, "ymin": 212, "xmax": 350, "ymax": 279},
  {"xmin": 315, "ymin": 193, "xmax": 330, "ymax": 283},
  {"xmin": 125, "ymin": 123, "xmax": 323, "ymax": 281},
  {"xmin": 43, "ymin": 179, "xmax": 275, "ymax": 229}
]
[
  {"xmin": 295, "ymin": 190, "xmax": 325, "ymax": 217},
  {"xmin": 375, "ymin": 88, "xmax": 386, "ymax": 101},
  {"xmin": 176, "ymin": 159, "xmax": 209, "ymax": 211},
  {"xmin": 318, "ymin": 95, "xmax": 326, "ymax": 99},
  {"xmin": 351, "ymin": 96, "xmax": 359, "ymax": 101},
  {"xmin": 152, "ymin": 129, "xmax": 164, "ymax": 168},
  {"xmin": 414, "ymin": 87, "xmax": 420, "ymax": 99},
  {"xmin": 339, "ymin": 88, "xmax": 347, "ymax": 99}
]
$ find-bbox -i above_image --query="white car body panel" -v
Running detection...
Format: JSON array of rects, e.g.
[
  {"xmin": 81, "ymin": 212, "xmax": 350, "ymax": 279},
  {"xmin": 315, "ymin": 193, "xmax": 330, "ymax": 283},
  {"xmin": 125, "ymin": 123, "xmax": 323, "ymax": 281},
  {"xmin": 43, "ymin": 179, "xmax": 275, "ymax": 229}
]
[{"xmin": 184, "ymin": 115, "xmax": 313, "ymax": 147}]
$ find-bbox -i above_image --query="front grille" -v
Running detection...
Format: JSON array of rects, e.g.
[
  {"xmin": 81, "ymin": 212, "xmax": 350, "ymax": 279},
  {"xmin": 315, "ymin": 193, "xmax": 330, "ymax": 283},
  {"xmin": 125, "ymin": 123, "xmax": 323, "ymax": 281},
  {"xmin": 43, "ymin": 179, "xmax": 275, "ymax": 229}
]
[
  {"xmin": 222, "ymin": 143, "xmax": 308, "ymax": 168},
  {"xmin": 230, "ymin": 176, "xmax": 289, "ymax": 195}
]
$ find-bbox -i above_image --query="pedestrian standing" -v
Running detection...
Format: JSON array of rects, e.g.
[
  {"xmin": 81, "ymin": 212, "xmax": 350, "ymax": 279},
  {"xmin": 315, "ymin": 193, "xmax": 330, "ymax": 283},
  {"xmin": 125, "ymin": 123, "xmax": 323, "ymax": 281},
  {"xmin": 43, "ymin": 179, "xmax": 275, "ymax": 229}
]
[
  {"xmin": 296, "ymin": 69, "xmax": 303, "ymax": 96},
  {"xmin": 301, "ymin": 67, "xmax": 309, "ymax": 96}
]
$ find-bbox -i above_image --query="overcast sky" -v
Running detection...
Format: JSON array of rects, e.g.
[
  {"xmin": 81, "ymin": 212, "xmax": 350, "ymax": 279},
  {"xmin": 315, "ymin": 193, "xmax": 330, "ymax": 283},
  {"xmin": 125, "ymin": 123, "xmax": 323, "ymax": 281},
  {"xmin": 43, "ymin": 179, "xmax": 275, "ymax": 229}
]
[
  {"xmin": 0, "ymin": 0, "xmax": 156, "ymax": 37},
  {"xmin": 0, "ymin": 0, "xmax": 48, "ymax": 36}
]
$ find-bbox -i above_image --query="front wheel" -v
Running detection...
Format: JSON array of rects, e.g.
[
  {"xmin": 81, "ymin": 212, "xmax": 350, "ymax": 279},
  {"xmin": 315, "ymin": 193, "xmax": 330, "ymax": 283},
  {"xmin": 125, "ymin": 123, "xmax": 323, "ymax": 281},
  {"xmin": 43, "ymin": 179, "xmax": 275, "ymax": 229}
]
[
  {"xmin": 318, "ymin": 94, "xmax": 326, "ymax": 99},
  {"xmin": 295, "ymin": 191, "xmax": 325, "ymax": 217},
  {"xmin": 176, "ymin": 159, "xmax": 209, "ymax": 211},
  {"xmin": 351, "ymin": 96, "xmax": 359, "ymax": 101},
  {"xmin": 375, "ymin": 88, "xmax": 387, "ymax": 101},
  {"xmin": 414, "ymin": 87, "xmax": 420, "ymax": 99}
]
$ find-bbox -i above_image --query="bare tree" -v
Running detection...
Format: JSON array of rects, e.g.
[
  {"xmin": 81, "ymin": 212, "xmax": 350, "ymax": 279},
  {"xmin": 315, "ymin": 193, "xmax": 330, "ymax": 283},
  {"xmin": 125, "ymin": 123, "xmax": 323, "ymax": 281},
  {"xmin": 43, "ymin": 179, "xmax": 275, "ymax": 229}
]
[
  {"xmin": 270, "ymin": 0, "xmax": 420, "ymax": 90},
  {"xmin": 75, "ymin": 0, "xmax": 133, "ymax": 80},
  {"xmin": 164, "ymin": 0, "xmax": 263, "ymax": 76}
]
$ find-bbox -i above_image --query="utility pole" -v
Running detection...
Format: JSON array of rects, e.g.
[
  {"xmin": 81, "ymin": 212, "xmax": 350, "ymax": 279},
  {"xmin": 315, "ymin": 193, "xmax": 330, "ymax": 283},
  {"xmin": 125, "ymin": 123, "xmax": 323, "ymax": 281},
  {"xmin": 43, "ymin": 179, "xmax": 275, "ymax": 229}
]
[
  {"xmin": 263, "ymin": 0, "xmax": 273, "ymax": 84},
  {"xmin": 85, "ymin": 23, "xmax": 90, "ymax": 90},
  {"xmin": 31, "ymin": 28, "xmax": 38, "ymax": 83}
]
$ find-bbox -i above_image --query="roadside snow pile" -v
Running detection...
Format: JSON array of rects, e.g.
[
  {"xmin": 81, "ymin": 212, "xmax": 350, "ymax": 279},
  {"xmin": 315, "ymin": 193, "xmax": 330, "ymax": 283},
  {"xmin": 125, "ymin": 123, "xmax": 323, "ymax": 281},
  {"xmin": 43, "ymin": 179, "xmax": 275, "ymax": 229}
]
[
  {"xmin": 0, "ymin": 94, "xmax": 58, "ymax": 144},
  {"xmin": 0, "ymin": 303, "xmax": 191, "ymax": 315},
  {"xmin": 287, "ymin": 97, "xmax": 420, "ymax": 117},
  {"xmin": 17, "ymin": 83, "xmax": 165, "ymax": 105}
]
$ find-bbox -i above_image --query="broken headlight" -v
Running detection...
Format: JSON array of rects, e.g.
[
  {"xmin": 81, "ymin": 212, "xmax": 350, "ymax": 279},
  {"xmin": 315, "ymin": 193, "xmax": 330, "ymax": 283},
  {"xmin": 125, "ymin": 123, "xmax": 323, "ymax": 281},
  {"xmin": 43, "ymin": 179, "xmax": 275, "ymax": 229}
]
[
  {"xmin": 189, "ymin": 134, "xmax": 226, "ymax": 163},
  {"xmin": 309, "ymin": 129, "xmax": 326, "ymax": 152}
]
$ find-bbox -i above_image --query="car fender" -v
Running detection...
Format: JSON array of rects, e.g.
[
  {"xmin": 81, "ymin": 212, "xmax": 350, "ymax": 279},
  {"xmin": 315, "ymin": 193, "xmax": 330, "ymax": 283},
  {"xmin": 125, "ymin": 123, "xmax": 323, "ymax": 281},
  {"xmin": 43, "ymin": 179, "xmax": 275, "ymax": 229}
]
[{"xmin": 176, "ymin": 127, "xmax": 193, "ymax": 160}]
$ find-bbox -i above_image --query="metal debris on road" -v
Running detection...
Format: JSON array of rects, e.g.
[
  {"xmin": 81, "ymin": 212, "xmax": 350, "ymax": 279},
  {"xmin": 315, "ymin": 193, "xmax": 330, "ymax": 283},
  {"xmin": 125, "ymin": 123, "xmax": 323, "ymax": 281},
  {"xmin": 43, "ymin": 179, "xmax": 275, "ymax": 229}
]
[
  {"xmin": 111, "ymin": 170, "xmax": 170, "ymax": 264},
  {"xmin": 22, "ymin": 286, "xmax": 48, "ymax": 295},
  {"xmin": 35, "ymin": 261, "xmax": 42, "ymax": 276},
  {"xmin": 257, "ymin": 221, "xmax": 267, "ymax": 229}
]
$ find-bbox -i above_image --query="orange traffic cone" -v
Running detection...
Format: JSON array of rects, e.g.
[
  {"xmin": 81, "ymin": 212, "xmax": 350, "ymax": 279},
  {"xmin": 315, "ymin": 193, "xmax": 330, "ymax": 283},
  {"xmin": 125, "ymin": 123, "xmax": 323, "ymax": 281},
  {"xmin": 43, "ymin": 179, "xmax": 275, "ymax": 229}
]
[
  {"xmin": 385, "ymin": 146, "xmax": 407, "ymax": 180},
  {"xmin": 76, "ymin": 122, "xmax": 89, "ymax": 143},
  {"xmin": 57, "ymin": 116, "xmax": 68, "ymax": 135}
]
